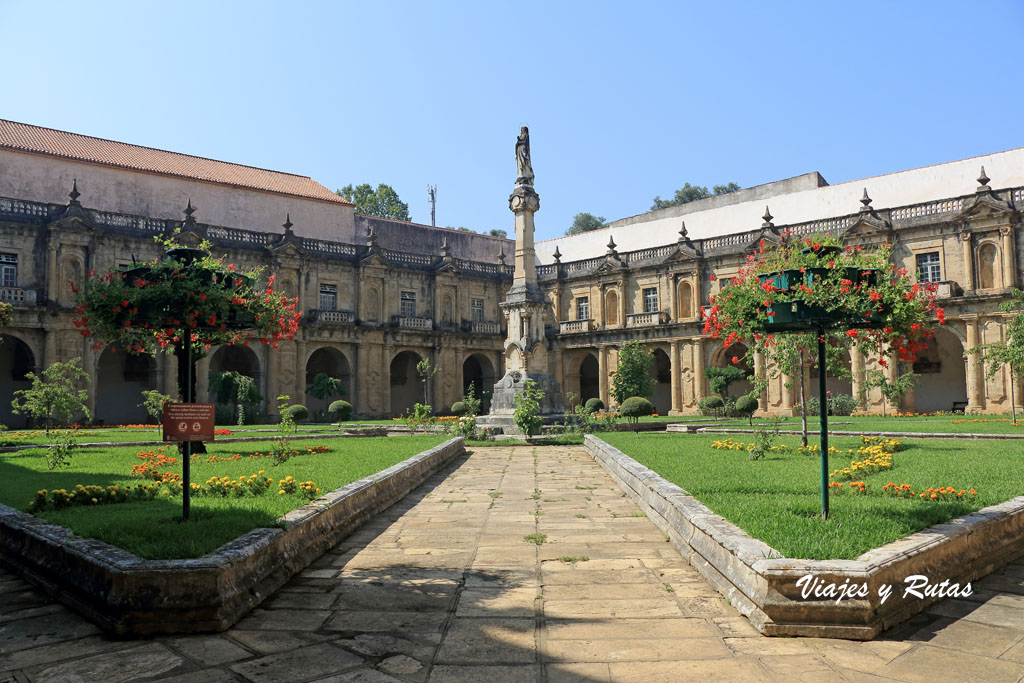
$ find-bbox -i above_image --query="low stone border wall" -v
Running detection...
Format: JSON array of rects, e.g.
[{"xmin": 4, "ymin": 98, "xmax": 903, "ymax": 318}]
[
  {"xmin": 0, "ymin": 437, "xmax": 465, "ymax": 636},
  {"xmin": 667, "ymin": 424, "xmax": 1024, "ymax": 440},
  {"xmin": 585, "ymin": 434, "xmax": 1024, "ymax": 639}
]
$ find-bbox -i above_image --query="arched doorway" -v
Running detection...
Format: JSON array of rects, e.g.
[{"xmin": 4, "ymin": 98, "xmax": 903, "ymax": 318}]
[
  {"xmin": 650, "ymin": 348, "xmax": 671, "ymax": 414},
  {"xmin": 462, "ymin": 353, "xmax": 496, "ymax": 413},
  {"xmin": 96, "ymin": 346, "xmax": 156, "ymax": 425},
  {"xmin": 208, "ymin": 345, "xmax": 264, "ymax": 421},
  {"xmin": 306, "ymin": 347, "xmax": 352, "ymax": 420},
  {"xmin": 579, "ymin": 353, "xmax": 600, "ymax": 405},
  {"xmin": 914, "ymin": 328, "xmax": 968, "ymax": 413},
  {"xmin": 0, "ymin": 335, "xmax": 35, "ymax": 427},
  {"xmin": 390, "ymin": 350, "xmax": 423, "ymax": 416}
]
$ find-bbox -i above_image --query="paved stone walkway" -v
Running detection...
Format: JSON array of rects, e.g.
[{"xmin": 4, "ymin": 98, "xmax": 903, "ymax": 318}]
[{"xmin": 2, "ymin": 446, "xmax": 1024, "ymax": 682}]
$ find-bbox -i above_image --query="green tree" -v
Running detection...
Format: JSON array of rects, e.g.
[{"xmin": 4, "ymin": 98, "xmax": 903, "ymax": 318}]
[
  {"xmin": 489, "ymin": 228, "xmax": 508, "ymax": 238},
  {"xmin": 209, "ymin": 371, "xmax": 262, "ymax": 424},
  {"xmin": 307, "ymin": 373, "xmax": 345, "ymax": 402},
  {"xmin": 416, "ymin": 357, "xmax": 440, "ymax": 406},
  {"xmin": 651, "ymin": 181, "xmax": 740, "ymax": 210},
  {"xmin": 139, "ymin": 389, "xmax": 172, "ymax": 423},
  {"xmin": 610, "ymin": 341, "xmax": 654, "ymax": 407},
  {"xmin": 968, "ymin": 289, "xmax": 1024, "ymax": 424},
  {"xmin": 513, "ymin": 380, "xmax": 544, "ymax": 436},
  {"xmin": 566, "ymin": 212, "xmax": 606, "ymax": 235},
  {"xmin": 336, "ymin": 183, "xmax": 411, "ymax": 221},
  {"xmin": 861, "ymin": 367, "xmax": 917, "ymax": 418},
  {"xmin": 705, "ymin": 365, "xmax": 748, "ymax": 398},
  {"xmin": 12, "ymin": 358, "xmax": 91, "ymax": 434}
]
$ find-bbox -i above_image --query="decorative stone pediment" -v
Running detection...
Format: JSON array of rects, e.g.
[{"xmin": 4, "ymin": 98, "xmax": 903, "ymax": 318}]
[
  {"xmin": 436, "ymin": 261, "xmax": 459, "ymax": 275},
  {"xmin": 269, "ymin": 241, "xmax": 303, "ymax": 259},
  {"xmin": 177, "ymin": 230, "xmax": 206, "ymax": 247},
  {"xmin": 48, "ymin": 210, "xmax": 93, "ymax": 232},
  {"xmin": 840, "ymin": 212, "xmax": 893, "ymax": 242},
  {"xmin": 956, "ymin": 191, "xmax": 1016, "ymax": 225},
  {"xmin": 360, "ymin": 251, "xmax": 390, "ymax": 268},
  {"xmin": 744, "ymin": 227, "xmax": 781, "ymax": 255},
  {"xmin": 593, "ymin": 259, "xmax": 626, "ymax": 276}
]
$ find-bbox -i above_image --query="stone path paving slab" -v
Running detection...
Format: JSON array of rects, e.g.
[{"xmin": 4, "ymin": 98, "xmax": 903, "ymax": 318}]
[{"xmin": 2, "ymin": 445, "xmax": 1024, "ymax": 682}]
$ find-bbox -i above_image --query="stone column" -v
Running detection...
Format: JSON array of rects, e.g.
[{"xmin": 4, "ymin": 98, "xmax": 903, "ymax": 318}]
[
  {"xmin": 780, "ymin": 371, "xmax": 795, "ymax": 411},
  {"xmin": 692, "ymin": 339, "xmax": 705, "ymax": 403},
  {"xmin": 670, "ymin": 276, "xmax": 678, "ymax": 321},
  {"xmin": 267, "ymin": 345, "xmax": 280, "ymax": 417},
  {"xmin": 669, "ymin": 340, "xmax": 682, "ymax": 415},
  {"xmin": 965, "ymin": 318, "xmax": 983, "ymax": 412},
  {"xmin": 618, "ymin": 277, "xmax": 627, "ymax": 326},
  {"xmin": 754, "ymin": 349, "xmax": 767, "ymax": 413},
  {"xmin": 381, "ymin": 344, "xmax": 392, "ymax": 417},
  {"xmin": 42, "ymin": 328, "xmax": 57, "ymax": 370},
  {"xmin": 598, "ymin": 346, "xmax": 609, "ymax": 408},
  {"xmin": 433, "ymin": 347, "xmax": 445, "ymax": 413},
  {"xmin": 960, "ymin": 231, "xmax": 974, "ymax": 291},
  {"xmin": 294, "ymin": 341, "xmax": 307, "ymax": 400},
  {"xmin": 163, "ymin": 351, "xmax": 179, "ymax": 398},
  {"xmin": 1001, "ymin": 227, "xmax": 1016, "ymax": 288},
  {"xmin": 196, "ymin": 353, "xmax": 211, "ymax": 404},
  {"xmin": 850, "ymin": 347, "xmax": 865, "ymax": 410},
  {"xmin": 46, "ymin": 244, "xmax": 59, "ymax": 304}
]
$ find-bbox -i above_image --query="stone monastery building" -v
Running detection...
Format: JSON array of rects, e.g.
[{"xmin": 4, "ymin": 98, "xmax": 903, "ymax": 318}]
[{"xmin": 1, "ymin": 118, "xmax": 1022, "ymax": 425}]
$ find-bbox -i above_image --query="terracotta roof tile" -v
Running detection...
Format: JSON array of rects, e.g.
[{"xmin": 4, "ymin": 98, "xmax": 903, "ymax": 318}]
[{"xmin": 0, "ymin": 119, "xmax": 351, "ymax": 206}]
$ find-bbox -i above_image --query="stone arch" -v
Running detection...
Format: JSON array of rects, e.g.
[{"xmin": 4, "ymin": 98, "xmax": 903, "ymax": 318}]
[
  {"xmin": 605, "ymin": 290, "xmax": 619, "ymax": 326},
  {"xmin": 442, "ymin": 293, "xmax": 455, "ymax": 324},
  {"xmin": 650, "ymin": 348, "xmax": 672, "ymax": 414},
  {"xmin": 978, "ymin": 242, "xmax": 1000, "ymax": 290},
  {"xmin": 677, "ymin": 281, "xmax": 693, "ymax": 319},
  {"xmin": 462, "ymin": 353, "xmax": 496, "ymax": 413},
  {"xmin": 0, "ymin": 334, "xmax": 36, "ymax": 427},
  {"xmin": 579, "ymin": 353, "xmax": 600, "ymax": 405},
  {"xmin": 390, "ymin": 350, "xmax": 423, "ymax": 416},
  {"xmin": 366, "ymin": 287, "xmax": 380, "ymax": 322},
  {"xmin": 95, "ymin": 345, "xmax": 156, "ymax": 425},
  {"xmin": 914, "ymin": 327, "xmax": 968, "ymax": 413},
  {"xmin": 710, "ymin": 342, "xmax": 753, "ymax": 397},
  {"xmin": 305, "ymin": 346, "xmax": 352, "ymax": 420},
  {"xmin": 59, "ymin": 256, "xmax": 83, "ymax": 303}
]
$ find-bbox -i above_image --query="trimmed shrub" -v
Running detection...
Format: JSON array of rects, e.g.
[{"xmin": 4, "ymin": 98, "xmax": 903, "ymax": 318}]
[
  {"xmin": 584, "ymin": 397, "xmax": 604, "ymax": 414},
  {"xmin": 698, "ymin": 396, "xmax": 724, "ymax": 417},
  {"xmin": 285, "ymin": 404, "xmax": 309, "ymax": 422},
  {"xmin": 620, "ymin": 396, "xmax": 654, "ymax": 428},
  {"xmin": 451, "ymin": 401, "xmax": 468, "ymax": 416},
  {"xmin": 329, "ymin": 399, "xmax": 352, "ymax": 421},
  {"xmin": 735, "ymin": 394, "xmax": 758, "ymax": 416}
]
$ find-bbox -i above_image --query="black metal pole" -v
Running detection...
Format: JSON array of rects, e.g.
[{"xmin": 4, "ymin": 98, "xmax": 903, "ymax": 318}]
[
  {"xmin": 183, "ymin": 340, "xmax": 191, "ymax": 521},
  {"xmin": 818, "ymin": 329, "xmax": 829, "ymax": 520}
]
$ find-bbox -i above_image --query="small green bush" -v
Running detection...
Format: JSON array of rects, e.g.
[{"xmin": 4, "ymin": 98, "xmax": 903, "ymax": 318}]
[
  {"xmin": 735, "ymin": 394, "xmax": 758, "ymax": 415},
  {"xmin": 451, "ymin": 401, "xmax": 467, "ymax": 416},
  {"xmin": 584, "ymin": 397, "xmax": 604, "ymax": 413},
  {"xmin": 329, "ymin": 400, "xmax": 352, "ymax": 421},
  {"xmin": 698, "ymin": 396, "xmax": 724, "ymax": 417},
  {"xmin": 620, "ymin": 396, "xmax": 654, "ymax": 428},
  {"xmin": 285, "ymin": 404, "xmax": 309, "ymax": 422}
]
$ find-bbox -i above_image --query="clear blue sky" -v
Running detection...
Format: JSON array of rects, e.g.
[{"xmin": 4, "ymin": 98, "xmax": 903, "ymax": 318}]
[{"xmin": 3, "ymin": 1, "xmax": 1022, "ymax": 242}]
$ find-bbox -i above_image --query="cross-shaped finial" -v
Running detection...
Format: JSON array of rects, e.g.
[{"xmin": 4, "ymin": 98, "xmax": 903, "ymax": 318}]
[
  {"xmin": 282, "ymin": 213, "xmax": 293, "ymax": 231},
  {"xmin": 183, "ymin": 198, "xmax": 196, "ymax": 225},
  {"xmin": 606, "ymin": 235, "xmax": 617, "ymax": 254}
]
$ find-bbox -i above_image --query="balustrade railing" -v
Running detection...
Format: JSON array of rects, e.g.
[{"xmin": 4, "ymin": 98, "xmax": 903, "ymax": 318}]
[
  {"xmin": 626, "ymin": 311, "xmax": 669, "ymax": 327},
  {"xmin": 559, "ymin": 319, "xmax": 593, "ymax": 334},
  {"xmin": 0, "ymin": 287, "xmax": 33, "ymax": 304},
  {"xmin": 308, "ymin": 309, "xmax": 354, "ymax": 324},
  {"xmin": 393, "ymin": 315, "xmax": 433, "ymax": 330}
]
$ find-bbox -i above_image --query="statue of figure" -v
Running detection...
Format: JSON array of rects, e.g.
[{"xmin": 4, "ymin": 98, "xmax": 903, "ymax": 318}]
[{"xmin": 515, "ymin": 126, "xmax": 534, "ymax": 186}]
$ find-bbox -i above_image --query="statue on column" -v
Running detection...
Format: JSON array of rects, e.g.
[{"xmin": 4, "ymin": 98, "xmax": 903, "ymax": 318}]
[{"xmin": 515, "ymin": 126, "xmax": 534, "ymax": 187}]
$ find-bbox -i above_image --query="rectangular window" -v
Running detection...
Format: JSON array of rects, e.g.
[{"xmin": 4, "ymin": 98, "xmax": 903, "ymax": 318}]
[
  {"xmin": 400, "ymin": 291, "xmax": 416, "ymax": 317},
  {"xmin": 0, "ymin": 253, "xmax": 17, "ymax": 288},
  {"xmin": 471, "ymin": 298, "xmax": 485, "ymax": 322},
  {"xmin": 916, "ymin": 252, "xmax": 941, "ymax": 283},
  {"xmin": 643, "ymin": 287, "xmax": 659, "ymax": 313},
  {"xmin": 576, "ymin": 296, "xmax": 589, "ymax": 321},
  {"xmin": 319, "ymin": 284, "xmax": 337, "ymax": 311}
]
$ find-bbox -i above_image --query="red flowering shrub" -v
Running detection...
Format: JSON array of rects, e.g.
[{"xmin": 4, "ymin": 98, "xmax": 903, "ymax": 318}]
[
  {"xmin": 701, "ymin": 234, "xmax": 945, "ymax": 365},
  {"xmin": 73, "ymin": 235, "xmax": 300, "ymax": 355}
]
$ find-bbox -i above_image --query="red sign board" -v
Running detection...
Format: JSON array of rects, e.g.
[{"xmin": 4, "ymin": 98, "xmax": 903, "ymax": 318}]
[{"xmin": 162, "ymin": 403, "xmax": 216, "ymax": 442}]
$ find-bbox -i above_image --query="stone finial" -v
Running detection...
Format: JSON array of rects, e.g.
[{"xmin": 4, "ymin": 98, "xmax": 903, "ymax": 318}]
[
  {"xmin": 282, "ymin": 214, "xmax": 294, "ymax": 234},
  {"xmin": 678, "ymin": 221, "xmax": 688, "ymax": 241},
  {"xmin": 977, "ymin": 165, "xmax": 990, "ymax": 191},
  {"xmin": 366, "ymin": 226, "xmax": 378, "ymax": 248},
  {"xmin": 553, "ymin": 245, "xmax": 561, "ymax": 263},
  {"xmin": 68, "ymin": 178, "xmax": 81, "ymax": 206},
  {"xmin": 440, "ymin": 236, "xmax": 451, "ymax": 257},
  {"xmin": 183, "ymin": 198, "xmax": 196, "ymax": 226},
  {"xmin": 498, "ymin": 248, "xmax": 507, "ymax": 265},
  {"xmin": 860, "ymin": 188, "xmax": 872, "ymax": 211},
  {"xmin": 761, "ymin": 206, "xmax": 774, "ymax": 228},
  {"xmin": 606, "ymin": 235, "xmax": 617, "ymax": 255}
]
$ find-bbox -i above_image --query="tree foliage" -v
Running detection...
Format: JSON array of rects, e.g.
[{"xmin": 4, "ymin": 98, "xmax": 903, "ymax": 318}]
[
  {"xmin": 139, "ymin": 389, "xmax": 172, "ymax": 422},
  {"xmin": 209, "ymin": 370, "xmax": 262, "ymax": 424},
  {"xmin": 489, "ymin": 228, "xmax": 508, "ymax": 238},
  {"xmin": 610, "ymin": 341, "xmax": 655, "ymax": 406},
  {"xmin": 566, "ymin": 212, "xmax": 606, "ymax": 235},
  {"xmin": 307, "ymin": 373, "xmax": 345, "ymax": 402},
  {"xmin": 12, "ymin": 358, "xmax": 90, "ymax": 434},
  {"xmin": 651, "ymin": 182, "xmax": 740, "ymax": 210},
  {"xmin": 513, "ymin": 380, "xmax": 545, "ymax": 436},
  {"xmin": 336, "ymin": 183, "xmax": 410, "ymax": 221},
  {"xmin": 705, "ymin": 366, "xmax": 748, "ymax": 397}
]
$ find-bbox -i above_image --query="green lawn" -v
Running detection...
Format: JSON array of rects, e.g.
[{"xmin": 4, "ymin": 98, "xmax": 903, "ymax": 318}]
[
  {"xmin": 601, "ymin": 432, "xmax": 1024, "ymax": 560},
  {"xmin": 0, "ymin": 424, "xmax": 379, "ymax": 447},
  {"xmin": 0, "ymin": 435, "xmax": 448, "ymax": 559},
  {"xmin": 692, "ymin": 414, "xmax": 1024, "ymax": 435}
]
